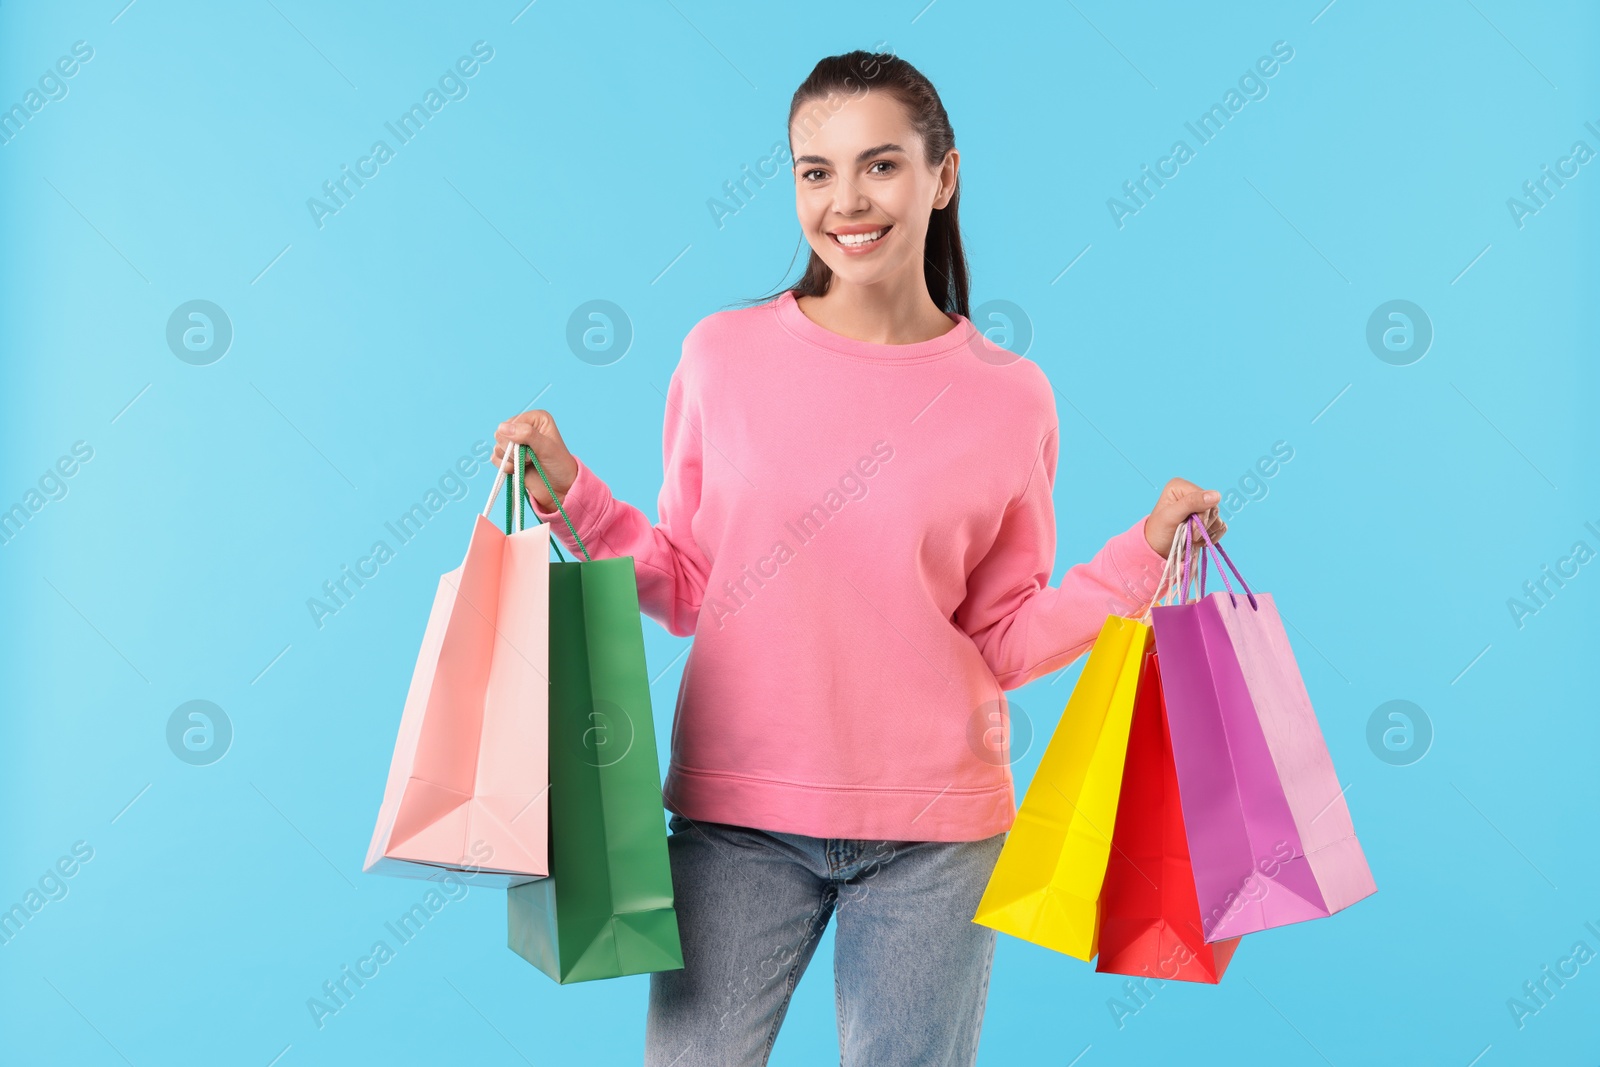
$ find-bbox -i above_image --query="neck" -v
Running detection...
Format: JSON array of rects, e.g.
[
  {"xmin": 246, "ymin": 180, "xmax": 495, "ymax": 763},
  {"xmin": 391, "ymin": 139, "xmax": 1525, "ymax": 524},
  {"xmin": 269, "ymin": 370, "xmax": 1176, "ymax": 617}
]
[{"xmin": 797, "ymin": 276, "xmax": 953, "ymax": 345}]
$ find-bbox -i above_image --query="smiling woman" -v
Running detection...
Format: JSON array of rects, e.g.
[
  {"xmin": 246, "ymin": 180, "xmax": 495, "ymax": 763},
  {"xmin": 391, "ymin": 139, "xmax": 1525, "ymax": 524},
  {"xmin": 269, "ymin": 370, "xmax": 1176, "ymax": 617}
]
[
  {"xmin": 495, "ymin": 47, "xmax": 1224, "ymax": 1067},
  {"xmin": 777, "ymin": 68, "xmax": 970, "ymax": 343}
]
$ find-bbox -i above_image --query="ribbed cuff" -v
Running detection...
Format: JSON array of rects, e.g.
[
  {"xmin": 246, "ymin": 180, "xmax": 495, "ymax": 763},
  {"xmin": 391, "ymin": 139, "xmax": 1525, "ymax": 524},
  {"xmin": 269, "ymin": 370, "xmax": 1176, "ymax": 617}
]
[{"xmin": 529, "ymin": 455, "xmax": 607, "ymax": 553}]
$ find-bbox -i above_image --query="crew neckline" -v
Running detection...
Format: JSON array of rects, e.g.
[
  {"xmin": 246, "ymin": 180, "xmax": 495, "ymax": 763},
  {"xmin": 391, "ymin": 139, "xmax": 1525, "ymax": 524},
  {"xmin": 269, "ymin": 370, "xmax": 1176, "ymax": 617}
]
[{"xmin": 772, "ymin": 289, "xmax": 976, "ymax": 363}]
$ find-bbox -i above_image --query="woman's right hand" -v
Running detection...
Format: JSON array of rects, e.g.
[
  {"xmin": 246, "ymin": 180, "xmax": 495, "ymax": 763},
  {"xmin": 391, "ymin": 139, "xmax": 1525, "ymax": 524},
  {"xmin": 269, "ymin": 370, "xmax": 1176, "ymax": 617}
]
[{"xmin": 493, "ymin": 410, "xmax": 579, "ymax": 510}]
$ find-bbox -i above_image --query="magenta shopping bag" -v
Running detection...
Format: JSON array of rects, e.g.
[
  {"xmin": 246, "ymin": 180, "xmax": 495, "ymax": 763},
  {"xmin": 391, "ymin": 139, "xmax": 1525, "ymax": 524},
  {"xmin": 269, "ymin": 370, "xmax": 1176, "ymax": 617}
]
[{"xmin": 1150, "ymin": 517, "xmax": 1376, "ymax": 942}]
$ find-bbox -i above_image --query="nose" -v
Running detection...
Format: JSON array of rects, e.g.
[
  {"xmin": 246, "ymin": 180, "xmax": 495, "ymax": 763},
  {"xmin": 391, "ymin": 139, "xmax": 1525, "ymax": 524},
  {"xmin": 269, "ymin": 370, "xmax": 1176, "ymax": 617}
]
[{"xmin": 830, "ymin": 176, "xmax": 871, "ymax": 217}]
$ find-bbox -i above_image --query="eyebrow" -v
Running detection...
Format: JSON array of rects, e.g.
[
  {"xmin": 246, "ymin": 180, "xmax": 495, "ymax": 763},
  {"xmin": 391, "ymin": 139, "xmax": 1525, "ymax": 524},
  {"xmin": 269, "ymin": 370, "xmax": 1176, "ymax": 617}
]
[{"xmin": 792, "ymin": 142, "xmax": 906, "ymax": 167}]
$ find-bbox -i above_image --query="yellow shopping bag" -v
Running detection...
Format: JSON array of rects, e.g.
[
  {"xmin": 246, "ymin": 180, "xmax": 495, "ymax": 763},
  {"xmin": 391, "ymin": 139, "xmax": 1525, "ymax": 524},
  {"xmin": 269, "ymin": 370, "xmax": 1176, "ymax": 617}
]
[{"xmin": 972, "ymin": 614, "xmax": 1151, "ymax": 960}]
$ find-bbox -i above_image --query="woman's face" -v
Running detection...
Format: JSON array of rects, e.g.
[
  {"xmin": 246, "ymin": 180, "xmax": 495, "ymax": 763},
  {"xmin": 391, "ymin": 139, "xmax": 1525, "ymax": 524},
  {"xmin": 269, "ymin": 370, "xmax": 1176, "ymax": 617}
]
[{"xmin": 789, "ymin": 89, "xmax": 956, "ymax": 290}]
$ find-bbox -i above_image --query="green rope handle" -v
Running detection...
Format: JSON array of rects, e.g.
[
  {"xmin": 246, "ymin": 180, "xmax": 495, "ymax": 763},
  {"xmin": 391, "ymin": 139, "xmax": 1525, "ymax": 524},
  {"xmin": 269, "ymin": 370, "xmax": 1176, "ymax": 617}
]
[
  {"xmin": 500, "ymin": 443, "xmax": 562, "ymax": 561},
  {"xmin": 503, "ymin": 446, "xmax": 518, "ymax": 531},
  {"xmin": 501, "ymin": 444, "xmax": 569, "ymax": 561},
  {"xmin": 504, "ymin": 447, "xmax": 516, "ymax": 531},
  {"xmin": 527, "ymin": 444, "xmax": 592, "ymax": 563},
  {"xmin": 504, "ymin": 443, "xmax": 591, "ymax": 563}
]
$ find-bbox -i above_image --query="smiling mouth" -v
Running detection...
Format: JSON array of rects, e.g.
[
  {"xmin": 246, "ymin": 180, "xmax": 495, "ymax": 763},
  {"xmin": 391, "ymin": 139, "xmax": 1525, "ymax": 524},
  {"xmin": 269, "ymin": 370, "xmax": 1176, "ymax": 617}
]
[{"xmin": 828, "ymin": 225, "xmax": 892, "ymax": 249}]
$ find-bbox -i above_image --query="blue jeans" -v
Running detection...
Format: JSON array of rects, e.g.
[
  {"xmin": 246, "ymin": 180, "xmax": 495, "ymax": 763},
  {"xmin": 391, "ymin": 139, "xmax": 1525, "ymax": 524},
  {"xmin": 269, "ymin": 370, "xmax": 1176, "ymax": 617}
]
[{"xmin": 644, "ymin": 811, "xmax": 1007, "ymax": 1066}]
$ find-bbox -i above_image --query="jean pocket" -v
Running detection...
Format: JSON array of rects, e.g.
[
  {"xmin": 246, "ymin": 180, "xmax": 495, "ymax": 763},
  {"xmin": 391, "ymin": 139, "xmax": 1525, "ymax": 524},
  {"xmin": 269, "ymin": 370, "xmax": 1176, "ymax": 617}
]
[{"xmin": 667, "ymin": 811, "xmax": 691, "ymax": 835}]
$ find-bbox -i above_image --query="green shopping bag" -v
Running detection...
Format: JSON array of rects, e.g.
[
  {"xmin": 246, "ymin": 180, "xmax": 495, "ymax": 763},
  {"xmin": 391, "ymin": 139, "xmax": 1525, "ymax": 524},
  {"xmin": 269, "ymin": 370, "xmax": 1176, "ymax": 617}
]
[{"xmin": 503, "ymin": 445, "xmax": 684, "ymax": 984}]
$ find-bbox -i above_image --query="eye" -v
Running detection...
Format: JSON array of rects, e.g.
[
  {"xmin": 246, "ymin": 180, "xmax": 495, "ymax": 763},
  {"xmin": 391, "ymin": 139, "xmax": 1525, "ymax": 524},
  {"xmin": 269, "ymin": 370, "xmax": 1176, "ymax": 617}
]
[
  {"xmin": 869, "ymin": 160, "xmax": 896, "ymax": 175},
  {"xmin": 801, "ymin": 168, "xmax": 828, "ymax": 182}
]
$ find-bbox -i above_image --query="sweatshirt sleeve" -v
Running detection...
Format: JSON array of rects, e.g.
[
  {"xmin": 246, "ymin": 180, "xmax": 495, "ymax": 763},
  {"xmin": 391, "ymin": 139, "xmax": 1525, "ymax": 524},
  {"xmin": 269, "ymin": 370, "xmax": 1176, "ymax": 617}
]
[
  {"xmin": 526, "ymin": 363, "xmax": 711, "ymax": 638},
  {"xmin": 952, "ymin": 423, "xmax": 1173, "ymax": 690}
]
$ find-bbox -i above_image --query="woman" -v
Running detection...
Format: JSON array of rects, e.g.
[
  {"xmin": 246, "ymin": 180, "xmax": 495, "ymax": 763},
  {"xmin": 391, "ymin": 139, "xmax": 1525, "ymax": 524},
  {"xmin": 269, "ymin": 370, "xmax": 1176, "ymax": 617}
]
[{"xmin": 494, "ymin": 49, "xmax": 1224, "ymax": 1067}]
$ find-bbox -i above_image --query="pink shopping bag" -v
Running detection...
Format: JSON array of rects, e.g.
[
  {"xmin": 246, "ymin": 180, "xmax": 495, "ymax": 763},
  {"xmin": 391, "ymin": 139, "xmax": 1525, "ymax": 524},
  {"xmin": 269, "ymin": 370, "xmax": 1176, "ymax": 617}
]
[
  {"xmin": 364, "ymin": 445, "xmax": 552, "ymax": 887},
  {"xmin": 1150, "ymin": 516, "xmax": 1376, "ymax": 942}
]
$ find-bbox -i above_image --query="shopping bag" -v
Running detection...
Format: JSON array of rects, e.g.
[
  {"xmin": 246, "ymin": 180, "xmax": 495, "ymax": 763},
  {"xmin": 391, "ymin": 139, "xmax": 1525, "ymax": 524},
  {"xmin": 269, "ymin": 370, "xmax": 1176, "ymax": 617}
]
[
  {"xmin": 364, "ymin": 439, "xmax": 551, "ymax": 887},
  {"xmin": 972, "ymin": 614, "xmax": 1150, "ymax": 960},
  {"xmin": 1095, "ymin": 644, "xmax": 1240, "ymax": 983},
  {"xmin": 506, "ymin": 446, "xmax": 684, "ymax": 984},
  {"xmin": 1152, "ymin": 516, "xmax": 1376, "ymax": 943}
]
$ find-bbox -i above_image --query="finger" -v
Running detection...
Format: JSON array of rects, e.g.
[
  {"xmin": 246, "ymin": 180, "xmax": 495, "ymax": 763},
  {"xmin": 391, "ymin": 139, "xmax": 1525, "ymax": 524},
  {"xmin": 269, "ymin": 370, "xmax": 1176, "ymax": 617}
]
[
  {"xmin": 497, "ymin": 422, "xmax": 544, "ymax": 445},
  {"xmin": 1182, "ymin": 504, "xmax": 1221, "ymax": 544},
  {"xmin": 514, "ymin": 409, "xmax": 556, "ymax": 436},
  {"xmin": 1174, "ymin": 489, "xmax": 1219, "ymax": 525},
  {"xmin": 491, "ymin": 436, "xmax": 539, "ymax": 469}
]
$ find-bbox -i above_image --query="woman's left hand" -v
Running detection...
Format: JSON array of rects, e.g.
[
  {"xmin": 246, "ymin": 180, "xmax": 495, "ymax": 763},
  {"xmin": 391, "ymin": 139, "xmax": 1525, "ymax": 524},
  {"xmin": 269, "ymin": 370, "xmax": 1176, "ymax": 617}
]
[{"xmin": 1143, "ymin": 478, "xmax": 1227, "ymax": 557}]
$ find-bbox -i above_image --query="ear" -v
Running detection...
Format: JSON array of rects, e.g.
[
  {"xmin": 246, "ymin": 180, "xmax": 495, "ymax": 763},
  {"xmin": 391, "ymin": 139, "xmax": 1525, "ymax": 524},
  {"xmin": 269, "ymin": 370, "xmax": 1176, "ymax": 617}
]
[{"xmin": 934, "ymin": 148, "xmax": 959, "ymax": 209}]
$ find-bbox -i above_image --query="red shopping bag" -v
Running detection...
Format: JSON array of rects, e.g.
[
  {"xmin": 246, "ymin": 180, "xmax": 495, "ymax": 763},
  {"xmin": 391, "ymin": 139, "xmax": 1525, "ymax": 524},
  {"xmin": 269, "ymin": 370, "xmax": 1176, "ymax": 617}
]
[{"xmin": 1096, "ymin": 645, "xmax": 1240, "ymax": 984}]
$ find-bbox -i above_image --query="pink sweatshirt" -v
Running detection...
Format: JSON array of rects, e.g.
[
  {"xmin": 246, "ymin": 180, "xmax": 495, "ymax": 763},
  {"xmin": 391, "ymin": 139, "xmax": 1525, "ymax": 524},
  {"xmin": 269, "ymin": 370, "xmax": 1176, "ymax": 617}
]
[{"xmin": 530, "ymin": 289, "xmax": 1172, "ymax": 841}]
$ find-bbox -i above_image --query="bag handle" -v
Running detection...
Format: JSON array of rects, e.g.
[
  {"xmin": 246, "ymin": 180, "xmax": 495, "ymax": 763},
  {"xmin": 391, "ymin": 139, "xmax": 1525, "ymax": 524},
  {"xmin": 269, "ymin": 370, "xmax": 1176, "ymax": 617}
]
[
  {"xmin": 1183, "ymin": 513, "xmax": 1258, "ymax": 610},
  {"xmin": 1137, "ymin": 513, "xmax": 1259, "ymax": 621},
  {"xmin": 526, "ymin": 445, "xmax": 592, "ymax": 563},
  {"xmin": 1135, "ymin": 521, "xmax": 1191, "ymax": 624},
  {"xmin": 479, "ymin": 441, "xmax": 592, "ymax": 563},
  {"xmin": 1178, "ymin": 515, "xmax": 1217, "ymax": 602},
  {"xmin": 481, "ymin": 440, "xmax": 518, "ymax": 524},
  {"xmin": 483, "ymin": 440, "xmax": 535, "ymax": 534}
]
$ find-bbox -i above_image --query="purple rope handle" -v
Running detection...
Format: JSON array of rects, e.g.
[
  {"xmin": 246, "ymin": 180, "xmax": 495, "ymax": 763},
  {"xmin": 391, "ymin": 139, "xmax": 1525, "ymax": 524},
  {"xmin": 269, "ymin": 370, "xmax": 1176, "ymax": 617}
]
[
  {"xmin": 1181, "ymin": 513, "xmax": 1258, "ymax": 610},
  {"xmin": 1193, "ymin": 516, "xmax": 1235, "ymax": 597},
  {"xmin": 1177, "ymin": 518, "xmax": 1212, "ymax": 601}
]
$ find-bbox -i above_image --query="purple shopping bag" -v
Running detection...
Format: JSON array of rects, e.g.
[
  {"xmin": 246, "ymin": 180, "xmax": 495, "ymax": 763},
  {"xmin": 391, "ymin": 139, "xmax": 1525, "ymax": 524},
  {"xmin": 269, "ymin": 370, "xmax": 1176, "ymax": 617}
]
[{"xmin": 1151, "ymin": 517, "xmax": 1376, "ymax": 943}]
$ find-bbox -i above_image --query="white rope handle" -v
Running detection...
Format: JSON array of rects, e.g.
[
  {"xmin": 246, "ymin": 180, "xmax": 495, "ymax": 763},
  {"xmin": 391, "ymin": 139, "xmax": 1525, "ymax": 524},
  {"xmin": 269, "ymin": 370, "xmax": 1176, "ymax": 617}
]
[
  {"xmin": 480, "ymin": 435, "xmax": 525, "ymax": 523},
  {"xmin": 1136, "ymin": 520, "xmax": 1193, "ymax": 624}
]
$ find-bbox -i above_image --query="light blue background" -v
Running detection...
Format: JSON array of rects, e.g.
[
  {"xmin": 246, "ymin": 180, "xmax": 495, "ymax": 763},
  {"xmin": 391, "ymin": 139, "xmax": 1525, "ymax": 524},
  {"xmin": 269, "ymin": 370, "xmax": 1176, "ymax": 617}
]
[{"xmin": 2, "ymin": 1, "xmax": 1596, "ymax": 1063}]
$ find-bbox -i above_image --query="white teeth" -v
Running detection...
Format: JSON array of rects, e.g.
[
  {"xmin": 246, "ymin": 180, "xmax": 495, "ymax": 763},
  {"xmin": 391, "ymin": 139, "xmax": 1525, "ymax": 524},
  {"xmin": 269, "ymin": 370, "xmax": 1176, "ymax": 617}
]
[{"xmin": 835, "ymin": 228, "xmax": 885, "ymax": 246}]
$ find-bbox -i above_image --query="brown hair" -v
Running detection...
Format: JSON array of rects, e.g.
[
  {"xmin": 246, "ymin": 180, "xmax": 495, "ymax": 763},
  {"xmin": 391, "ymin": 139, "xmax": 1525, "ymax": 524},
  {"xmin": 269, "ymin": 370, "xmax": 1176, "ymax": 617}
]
[{"xmin": 738, "ymin": 50, "xmax": 970, "ymax": 318}]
